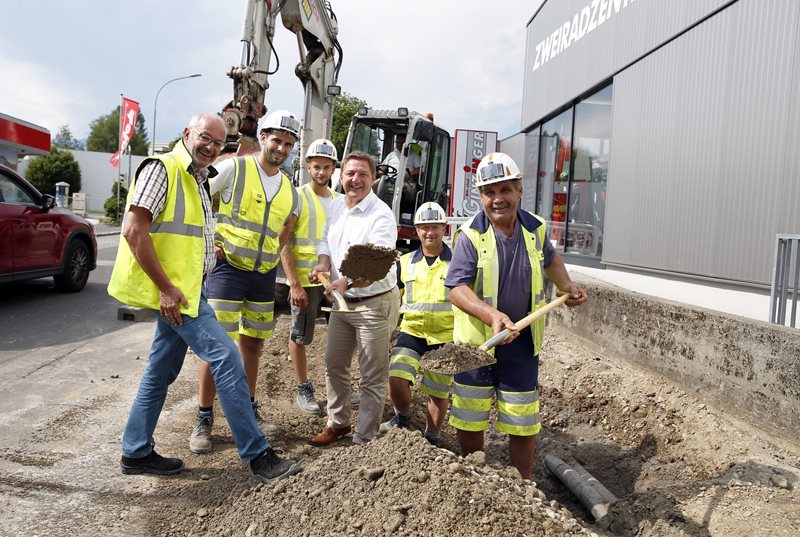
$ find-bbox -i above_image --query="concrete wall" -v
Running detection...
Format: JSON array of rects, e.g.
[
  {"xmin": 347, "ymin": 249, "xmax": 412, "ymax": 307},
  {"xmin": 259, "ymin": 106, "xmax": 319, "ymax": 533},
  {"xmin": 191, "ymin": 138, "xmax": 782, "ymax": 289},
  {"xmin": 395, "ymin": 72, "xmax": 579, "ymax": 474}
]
[{"xmin": 552, "ymin": 276, "xmax": 800, "ymax": 441}]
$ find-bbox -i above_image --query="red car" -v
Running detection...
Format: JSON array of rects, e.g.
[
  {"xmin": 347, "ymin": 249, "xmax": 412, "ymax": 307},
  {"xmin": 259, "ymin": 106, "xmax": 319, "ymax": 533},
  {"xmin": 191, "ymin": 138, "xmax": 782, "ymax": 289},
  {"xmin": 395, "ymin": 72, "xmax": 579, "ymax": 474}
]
[{"xmin": 0, "ymin": 164, "xmax": 97, "ymax": 292}]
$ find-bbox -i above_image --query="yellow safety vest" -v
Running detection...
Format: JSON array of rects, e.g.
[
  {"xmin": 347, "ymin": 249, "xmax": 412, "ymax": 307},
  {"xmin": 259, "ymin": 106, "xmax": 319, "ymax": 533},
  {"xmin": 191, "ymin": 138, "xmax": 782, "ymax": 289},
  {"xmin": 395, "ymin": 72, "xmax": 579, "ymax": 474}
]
[
  {"xmin": 290, "ymin": 183, "xmax": 337, "ymax": 287},
  {"xmin": 107, "ymin": 142, "xmax": 206, "ymax": 317},
  {"xmin": 452, "ymin": 210, "xmax": 547, "ymax": 355},
  {"xmin": 399, "ymin": 246, "xmax": 454, "ymax": 345},
  {"xmin": 215, "ymin": 156, "xmax": 299, "ymax": 273}
]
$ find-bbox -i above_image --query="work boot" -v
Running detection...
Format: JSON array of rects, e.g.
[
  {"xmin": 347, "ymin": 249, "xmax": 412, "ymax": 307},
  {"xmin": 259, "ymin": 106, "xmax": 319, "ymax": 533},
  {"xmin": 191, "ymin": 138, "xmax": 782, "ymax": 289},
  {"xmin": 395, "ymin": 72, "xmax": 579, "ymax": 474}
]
[
  {"xmin": 249, "ymin": 447, "xmax": 301, "ymax": 483},
  {"xmin": 309, "ymin": 425, "xmax": 352, "ymax": 447},
  {"xmin": 120, "ymin": 450, "xmax": 184, "ymax": 475},
  {"xmin": 424, "ymin": 430, "xmax": 441, "ymax": 446},
  {"xmin": 379, "ymin": 412, "xmax": 411, "ymax": 434},
  {"xmin": 296, "ymin": 381, "xmax": 321, "ymax": 415},
  {"xmin": 189, "ymin": 412, "xmax": 213, "ymax": 454},
  {"xmin": 252, "ymin": 400, "xmax": 279, "ymax": 437}
]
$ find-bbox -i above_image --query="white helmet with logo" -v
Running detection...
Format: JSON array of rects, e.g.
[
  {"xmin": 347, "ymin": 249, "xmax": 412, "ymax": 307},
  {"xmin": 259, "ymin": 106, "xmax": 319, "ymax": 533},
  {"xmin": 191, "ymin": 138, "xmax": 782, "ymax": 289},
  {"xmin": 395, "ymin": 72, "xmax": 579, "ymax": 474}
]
[
  {"xmin": 413, "ymin": 201, "xmax": 448, "ymax": 225},
  {"xmin": 258, "ymin": 109, "xmax": 300, "ymax": 138},
  {"xmin": 475, "ymin": 152, "xmax": 522, "ymax": 188},
  {"xmin": 305, "ymin": 138, "xmax": 338, "ymax": 163}
]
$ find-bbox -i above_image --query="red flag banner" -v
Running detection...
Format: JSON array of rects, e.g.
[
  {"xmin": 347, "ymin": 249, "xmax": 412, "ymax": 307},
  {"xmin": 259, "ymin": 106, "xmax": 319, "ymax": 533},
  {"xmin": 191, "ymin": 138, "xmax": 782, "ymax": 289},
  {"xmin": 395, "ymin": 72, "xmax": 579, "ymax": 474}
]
[{"xmin": 109, "ymin": 97, "xmax": 140, "ymax": 168}]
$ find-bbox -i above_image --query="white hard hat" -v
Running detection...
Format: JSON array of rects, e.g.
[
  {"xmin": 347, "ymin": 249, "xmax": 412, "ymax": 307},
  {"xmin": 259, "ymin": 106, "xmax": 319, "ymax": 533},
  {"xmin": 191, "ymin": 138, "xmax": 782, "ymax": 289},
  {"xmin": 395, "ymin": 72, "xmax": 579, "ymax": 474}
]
[
  {"xmin": 475, "ymin": 152, "xmax": 522, "ymax": 188},
  {"xmin": 258, "ymin": 109, "xmax": 300, "ymax": 138},
  {"xmin": 413, "ymin": 202, "xmax": 447, "ymax": 225},
  {"xmin": 305, "ymin": 138, "xmax": 338, "ymax": 163}
]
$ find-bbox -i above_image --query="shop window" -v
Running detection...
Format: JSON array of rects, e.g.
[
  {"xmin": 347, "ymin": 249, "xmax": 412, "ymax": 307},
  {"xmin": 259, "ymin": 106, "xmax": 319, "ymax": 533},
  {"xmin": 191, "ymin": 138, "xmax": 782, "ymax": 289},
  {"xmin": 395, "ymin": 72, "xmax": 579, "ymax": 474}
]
[
  {"xmin": 531, "ymin": 84, "xmax": 612, "ymax": 259},
  {"xmin": 568, "ymin": 84, "xmax": 612, "ymax": 257}
]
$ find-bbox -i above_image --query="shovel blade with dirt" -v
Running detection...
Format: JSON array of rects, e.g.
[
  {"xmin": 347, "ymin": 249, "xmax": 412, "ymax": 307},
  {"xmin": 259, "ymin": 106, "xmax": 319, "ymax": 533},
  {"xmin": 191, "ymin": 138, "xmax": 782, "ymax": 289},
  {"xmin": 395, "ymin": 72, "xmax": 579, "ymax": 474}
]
[{"xmin": 421, "ymin": 293, "xmax": 570, "ymax": 375}]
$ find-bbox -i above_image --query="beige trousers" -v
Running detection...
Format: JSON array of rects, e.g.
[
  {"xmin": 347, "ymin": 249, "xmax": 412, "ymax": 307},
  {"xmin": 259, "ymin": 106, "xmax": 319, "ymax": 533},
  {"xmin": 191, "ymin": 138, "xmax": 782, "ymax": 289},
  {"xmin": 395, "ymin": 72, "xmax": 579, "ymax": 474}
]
[{"xmin": 324, "ymin": 287, "xmax": 400, "ymax": 444}]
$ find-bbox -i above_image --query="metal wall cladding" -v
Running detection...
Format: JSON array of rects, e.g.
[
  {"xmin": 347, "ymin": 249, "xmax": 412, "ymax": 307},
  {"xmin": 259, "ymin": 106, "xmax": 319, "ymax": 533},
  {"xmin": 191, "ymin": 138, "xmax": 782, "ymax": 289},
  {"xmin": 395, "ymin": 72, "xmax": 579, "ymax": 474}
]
[
  {"xmin": 523, "ymin": 0, "xmax": 731, "ymax": 128},
  {"xmin": 605, "ymin": 0, "xmax": 800, "ymax": 284}
]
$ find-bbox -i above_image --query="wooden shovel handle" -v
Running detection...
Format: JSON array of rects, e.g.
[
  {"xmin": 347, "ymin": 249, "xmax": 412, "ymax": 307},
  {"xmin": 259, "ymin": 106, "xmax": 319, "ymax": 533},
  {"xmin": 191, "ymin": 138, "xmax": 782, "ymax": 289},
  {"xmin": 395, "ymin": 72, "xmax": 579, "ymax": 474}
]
[
  {"xmin": 316, "ymin": 272, "xmax": 331, "ymax": 287},
  {"xmin": 479, "ymin": 293, "xmax": 570, "ymax": 352}
]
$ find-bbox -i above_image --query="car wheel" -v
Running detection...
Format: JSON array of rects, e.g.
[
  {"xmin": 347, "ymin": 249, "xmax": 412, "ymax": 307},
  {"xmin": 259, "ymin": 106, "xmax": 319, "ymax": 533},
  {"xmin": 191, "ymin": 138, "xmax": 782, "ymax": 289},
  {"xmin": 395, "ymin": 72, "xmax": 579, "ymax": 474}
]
[{"xmin": 54, "ymin": 240, "xmax": 91, "ymax": 292}]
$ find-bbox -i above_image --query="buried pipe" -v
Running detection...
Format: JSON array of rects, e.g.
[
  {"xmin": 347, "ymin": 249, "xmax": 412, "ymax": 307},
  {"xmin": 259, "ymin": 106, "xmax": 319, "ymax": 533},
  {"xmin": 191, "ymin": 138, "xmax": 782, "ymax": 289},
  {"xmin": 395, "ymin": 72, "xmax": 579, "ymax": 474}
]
[{"xmin": 544, "ymin": 454, "xmax": 617, "ymax": 528}]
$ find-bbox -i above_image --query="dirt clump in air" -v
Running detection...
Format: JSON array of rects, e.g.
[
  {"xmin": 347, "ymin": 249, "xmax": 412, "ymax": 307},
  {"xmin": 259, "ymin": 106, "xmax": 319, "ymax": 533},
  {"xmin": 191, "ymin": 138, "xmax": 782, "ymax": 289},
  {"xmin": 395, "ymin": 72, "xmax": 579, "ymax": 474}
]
[
  {"xmin": 338, "ymin": 243, "xmax": 398, "ymax": 282},
  {"xmin": 420, "ymin": 342, "xmax": 497, "ymax": 375}
]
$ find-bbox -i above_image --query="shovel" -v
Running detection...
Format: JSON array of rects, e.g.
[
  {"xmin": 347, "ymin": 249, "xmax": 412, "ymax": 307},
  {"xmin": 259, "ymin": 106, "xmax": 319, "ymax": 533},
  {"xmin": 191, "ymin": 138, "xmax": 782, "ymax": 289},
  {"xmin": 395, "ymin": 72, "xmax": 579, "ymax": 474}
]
[
  {"xmin": 420, "ymin": 293, "xmax": 571, "ymax": 375},
  {"xmin": 479, "ymin": 292, "xmax": 570, "ymax": 352},
  {"xmin": 317, "ymin": 273, "xmax": 368, "ymax": 313}
]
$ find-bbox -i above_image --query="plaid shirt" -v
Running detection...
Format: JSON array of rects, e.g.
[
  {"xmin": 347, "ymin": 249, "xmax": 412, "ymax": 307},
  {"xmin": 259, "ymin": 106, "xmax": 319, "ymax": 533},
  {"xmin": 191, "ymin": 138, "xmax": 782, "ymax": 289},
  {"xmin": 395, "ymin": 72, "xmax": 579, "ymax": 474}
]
[{"xmin": 130, "ymin": 160, "xmax": 216, "ymax": 275}]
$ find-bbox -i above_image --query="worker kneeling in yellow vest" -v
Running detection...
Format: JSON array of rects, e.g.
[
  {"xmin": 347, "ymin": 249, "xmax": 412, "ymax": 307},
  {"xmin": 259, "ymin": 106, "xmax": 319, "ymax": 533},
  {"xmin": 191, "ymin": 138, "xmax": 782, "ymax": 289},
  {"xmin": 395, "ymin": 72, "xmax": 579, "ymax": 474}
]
[
  {"xmin": 189, "ymin": 110, "xmax": 302, "ymax": 455},
  {"xmin": 379, "ymin": 202, "xmax": 454, "ymax": 445},
  {"xmin": 445, "ymin": 153, "xmax": 588, "ymax": 480}
]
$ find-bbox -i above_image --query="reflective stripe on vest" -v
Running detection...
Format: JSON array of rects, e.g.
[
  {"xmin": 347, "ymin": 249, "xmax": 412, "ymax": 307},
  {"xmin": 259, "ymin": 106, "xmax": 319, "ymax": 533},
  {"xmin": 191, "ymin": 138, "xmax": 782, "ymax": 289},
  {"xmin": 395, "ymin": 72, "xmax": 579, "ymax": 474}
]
[
  {"xmin": 398, "ymin": 249, "xmax": 454, "ymax": 345},
  {"xmin": 290, "ymin": 183, "xmax": 337, "ymax": 287},
  {"xmin": 107, "ymin": 142, "xmax": 205, "ymax": 317},
  {"xmin": 215, "ymin": 156, "xmax": 298, "ymax": 273},
  {"xmin": 452, "ymin": 211, "xmax": 547, "ymax": 355}
]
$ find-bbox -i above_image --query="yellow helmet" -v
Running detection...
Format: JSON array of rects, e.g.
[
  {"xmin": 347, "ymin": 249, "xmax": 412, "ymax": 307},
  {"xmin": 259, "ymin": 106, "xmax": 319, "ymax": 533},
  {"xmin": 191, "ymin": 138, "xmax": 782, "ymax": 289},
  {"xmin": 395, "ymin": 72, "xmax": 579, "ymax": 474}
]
[
  {"xmin": 413, "ymin": 202, "xmax": 447, "ymax": 225},
  {"xmin": 475, "ymin": 152, "xmax": 522, "ymax": 188}
]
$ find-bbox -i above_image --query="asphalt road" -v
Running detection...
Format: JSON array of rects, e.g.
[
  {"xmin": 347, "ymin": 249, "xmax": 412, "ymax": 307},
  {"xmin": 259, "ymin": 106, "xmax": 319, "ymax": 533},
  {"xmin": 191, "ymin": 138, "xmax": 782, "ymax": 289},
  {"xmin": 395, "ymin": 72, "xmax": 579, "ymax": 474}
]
[{"xmin": 0, "ymin": 233, "xmax": 156, "ymax": 448}]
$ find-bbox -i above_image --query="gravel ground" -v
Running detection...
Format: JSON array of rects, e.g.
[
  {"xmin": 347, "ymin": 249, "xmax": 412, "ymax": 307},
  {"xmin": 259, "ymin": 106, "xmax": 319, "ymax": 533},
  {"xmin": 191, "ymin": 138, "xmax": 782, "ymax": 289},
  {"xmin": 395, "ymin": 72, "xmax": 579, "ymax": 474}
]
[{"xmin": 1, "ymin": 313, "xmax": 798, "ymax": 536}]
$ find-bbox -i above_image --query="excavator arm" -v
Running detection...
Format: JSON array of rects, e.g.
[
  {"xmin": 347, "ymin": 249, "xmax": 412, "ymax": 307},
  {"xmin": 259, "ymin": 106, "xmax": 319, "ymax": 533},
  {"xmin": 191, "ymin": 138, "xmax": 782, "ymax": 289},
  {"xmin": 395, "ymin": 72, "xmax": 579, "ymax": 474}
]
[{"xmin": 222, "ymin": 0, "xmax": 342, "ymax": 182}]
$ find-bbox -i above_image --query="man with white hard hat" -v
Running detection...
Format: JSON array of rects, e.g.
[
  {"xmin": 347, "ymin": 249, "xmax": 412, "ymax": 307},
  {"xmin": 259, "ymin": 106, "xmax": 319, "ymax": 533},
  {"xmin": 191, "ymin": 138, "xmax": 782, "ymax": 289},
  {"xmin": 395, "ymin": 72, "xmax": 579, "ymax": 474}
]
[
  {"xmin": 379, "ymin": 202, "xmax": 454, "ymax": 446},
  {"xmin": 278, "ymin": 138, "xmax": 339, "ymax": 415},
  {"xmin": 444, "ymin": 152, "xmax": 588, "ymax": 480},
  {"xmin": 188, "ymin": 109, "xmax": 302, "ymax": 454}
]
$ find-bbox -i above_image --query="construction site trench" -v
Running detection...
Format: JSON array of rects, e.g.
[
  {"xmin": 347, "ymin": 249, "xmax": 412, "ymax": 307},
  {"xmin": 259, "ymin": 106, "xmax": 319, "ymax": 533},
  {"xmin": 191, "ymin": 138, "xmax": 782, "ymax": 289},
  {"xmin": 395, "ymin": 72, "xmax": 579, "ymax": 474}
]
[{"xmin": 1, "ymin": 278, "xmax": 799, "ymax": 536}]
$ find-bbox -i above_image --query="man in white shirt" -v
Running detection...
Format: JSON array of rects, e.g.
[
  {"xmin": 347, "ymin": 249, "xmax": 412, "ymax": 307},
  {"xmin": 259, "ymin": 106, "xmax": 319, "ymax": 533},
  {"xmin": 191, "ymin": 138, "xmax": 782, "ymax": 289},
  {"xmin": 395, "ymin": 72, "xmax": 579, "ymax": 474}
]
[{"xmin": 308, "ymin": 151, "xmax": 401, "ymax": 446}]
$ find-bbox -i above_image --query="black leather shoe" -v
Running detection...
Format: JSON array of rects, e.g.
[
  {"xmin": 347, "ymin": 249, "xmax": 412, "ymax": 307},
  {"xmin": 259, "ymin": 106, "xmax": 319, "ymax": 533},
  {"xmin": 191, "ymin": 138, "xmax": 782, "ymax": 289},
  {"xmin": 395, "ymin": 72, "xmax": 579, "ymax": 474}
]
[
  {"xmin": 250, "ymin": 448, "xmax": 301, "ymax": 483},
  {"xmin": 120, "ymin": 450, "xmax": 184, "ymax": 475}
]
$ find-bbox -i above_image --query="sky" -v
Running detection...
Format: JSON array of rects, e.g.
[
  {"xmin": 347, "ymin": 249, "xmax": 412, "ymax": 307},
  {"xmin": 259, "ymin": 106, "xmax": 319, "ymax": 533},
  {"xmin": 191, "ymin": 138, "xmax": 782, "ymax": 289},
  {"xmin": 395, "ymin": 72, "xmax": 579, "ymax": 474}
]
[{"xmin": 1, "ymin": 0, "xmax": 542, "ymax": 146}]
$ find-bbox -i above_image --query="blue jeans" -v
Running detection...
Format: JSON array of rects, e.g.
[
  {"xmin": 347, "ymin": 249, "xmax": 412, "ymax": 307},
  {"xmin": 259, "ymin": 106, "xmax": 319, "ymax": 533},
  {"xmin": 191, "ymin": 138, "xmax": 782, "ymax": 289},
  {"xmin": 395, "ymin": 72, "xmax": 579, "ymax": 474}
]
[{"xmin": 121, "ymin": 292, "xmax": 268, "ymax": 461}]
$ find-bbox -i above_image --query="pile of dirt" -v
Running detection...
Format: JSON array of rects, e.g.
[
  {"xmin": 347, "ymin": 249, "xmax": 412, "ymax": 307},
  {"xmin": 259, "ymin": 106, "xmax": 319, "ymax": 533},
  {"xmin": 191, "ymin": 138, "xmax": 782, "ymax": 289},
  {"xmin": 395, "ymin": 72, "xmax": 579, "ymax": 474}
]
[
  {"xmin": 198, "ymin": 428, "xmax": 592, "ymax": 537},
  {"xmin": 339, "ymin": 243, "xmax": 398, "ymax": 282},
  {"xmin": 419, "ymin": 343, "xmax": 496, "ymax": 375}
]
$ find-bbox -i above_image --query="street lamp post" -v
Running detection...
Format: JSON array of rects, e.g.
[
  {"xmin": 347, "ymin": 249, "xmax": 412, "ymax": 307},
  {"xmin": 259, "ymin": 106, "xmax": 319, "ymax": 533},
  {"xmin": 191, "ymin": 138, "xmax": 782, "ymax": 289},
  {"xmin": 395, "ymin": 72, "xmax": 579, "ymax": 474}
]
[{"xmin": 151, "ymin": 73, "xmax": 202, "ymax": 155}]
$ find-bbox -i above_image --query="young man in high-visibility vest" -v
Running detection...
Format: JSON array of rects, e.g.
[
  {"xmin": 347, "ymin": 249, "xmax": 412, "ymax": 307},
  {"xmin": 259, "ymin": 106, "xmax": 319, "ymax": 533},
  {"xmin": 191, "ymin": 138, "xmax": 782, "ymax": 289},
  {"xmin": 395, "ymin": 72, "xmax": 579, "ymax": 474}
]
[
  {"xmin": 278, "ymin": 138, "xmax": 339, "ymax": 415},
  {"xmin": 379, "ymin": 202, "xmax": 453, "ymax": 446},
  {"xmin": 188, "ymin": 110, "xmax": 301, "ymax": 454}
]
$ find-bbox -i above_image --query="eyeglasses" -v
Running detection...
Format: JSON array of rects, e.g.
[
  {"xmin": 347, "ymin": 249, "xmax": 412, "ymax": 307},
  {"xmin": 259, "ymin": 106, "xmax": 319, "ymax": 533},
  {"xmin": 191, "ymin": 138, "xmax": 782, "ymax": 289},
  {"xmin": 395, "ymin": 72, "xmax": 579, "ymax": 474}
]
[{"xmin": 192, "ymin": 129, "xmax": 226, "ymax": 150}]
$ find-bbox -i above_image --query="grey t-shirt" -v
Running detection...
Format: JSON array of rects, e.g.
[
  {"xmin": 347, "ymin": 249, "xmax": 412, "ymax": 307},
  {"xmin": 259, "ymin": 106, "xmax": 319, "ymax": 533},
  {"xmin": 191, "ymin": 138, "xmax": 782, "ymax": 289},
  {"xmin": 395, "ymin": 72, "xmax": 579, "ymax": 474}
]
[{"xmin": 444, "ymin": 216, "xmax": 554, "ymax": 324}]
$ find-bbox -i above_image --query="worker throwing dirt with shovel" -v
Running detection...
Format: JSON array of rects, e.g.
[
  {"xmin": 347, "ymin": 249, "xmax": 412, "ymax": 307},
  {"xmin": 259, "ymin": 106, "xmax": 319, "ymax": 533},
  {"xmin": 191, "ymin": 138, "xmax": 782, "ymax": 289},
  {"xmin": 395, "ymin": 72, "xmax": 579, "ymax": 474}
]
[
  {"xmin": 308, "ymin": 151, "xmax": 401, "ymax": 446},
  {"xmin": 444, "ymin": 152, "xmax": 587, "ymax": 480},
  {"xmin": 379, "ymin": 202, "xmax": 454, "ymax": 446}
]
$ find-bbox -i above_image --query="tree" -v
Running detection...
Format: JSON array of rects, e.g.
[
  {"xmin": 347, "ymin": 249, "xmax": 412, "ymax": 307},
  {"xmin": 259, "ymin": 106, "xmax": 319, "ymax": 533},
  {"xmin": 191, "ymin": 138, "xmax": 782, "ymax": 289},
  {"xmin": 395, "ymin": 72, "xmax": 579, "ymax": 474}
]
[
  {"xmin": 103, "ymin": 180, "xmax": 128, "ymax": 224},
  {"xmin": 25, "ymin": 147, "xmax": 81, "ymax": 196},
  {"xmin": 53, "ymin": 124, "xmax": 85, "ymax": 150},
  {"xmin": 86, "ymin": 106, "xmax": 149, "ymax": 155},
  {"xmin": 330, "ymin": 92, "xmax": 368, "ymax": 157}
]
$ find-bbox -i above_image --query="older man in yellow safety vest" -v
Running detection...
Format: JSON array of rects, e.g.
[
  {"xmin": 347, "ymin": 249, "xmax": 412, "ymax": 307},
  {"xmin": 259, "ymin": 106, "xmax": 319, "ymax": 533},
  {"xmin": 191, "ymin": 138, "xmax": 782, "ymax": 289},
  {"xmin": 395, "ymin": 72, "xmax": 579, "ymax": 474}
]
[{"xmin": 445, "ymin": 152, "xmax": 588, "ymax": 480}]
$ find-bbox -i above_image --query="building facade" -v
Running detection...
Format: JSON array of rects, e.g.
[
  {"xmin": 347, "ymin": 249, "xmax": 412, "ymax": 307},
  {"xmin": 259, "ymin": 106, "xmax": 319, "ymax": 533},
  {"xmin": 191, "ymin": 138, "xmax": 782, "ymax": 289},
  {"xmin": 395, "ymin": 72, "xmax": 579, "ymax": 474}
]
[{"xmin": 508, "ymin": 0, "xmax": 800, "ymax": 287}]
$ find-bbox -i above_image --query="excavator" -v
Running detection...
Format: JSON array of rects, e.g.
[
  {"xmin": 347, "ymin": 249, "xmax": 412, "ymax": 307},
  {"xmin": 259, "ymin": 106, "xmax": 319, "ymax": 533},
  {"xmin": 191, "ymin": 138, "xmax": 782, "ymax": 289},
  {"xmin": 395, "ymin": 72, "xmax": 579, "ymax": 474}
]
[
  {"xmin": 222, "ymin": 2, "xmax": 453, "ymax": 250},
  {"xmin": 221, "ymin": 0, "xmax": 343, "ymax": 184}
]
